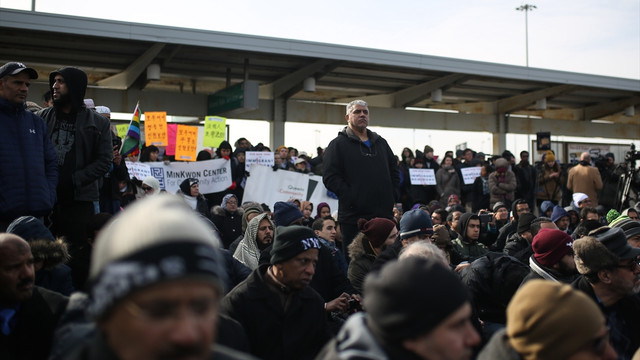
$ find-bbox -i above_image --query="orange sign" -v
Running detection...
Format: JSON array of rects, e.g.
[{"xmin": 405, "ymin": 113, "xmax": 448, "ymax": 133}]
[
  {"xmin": 175, "ymin": 124, "xmax": 198, "ymax": 161},
  {"xmin": 144, "ymin": 112, "xmax": 168, "ymax": 146}
]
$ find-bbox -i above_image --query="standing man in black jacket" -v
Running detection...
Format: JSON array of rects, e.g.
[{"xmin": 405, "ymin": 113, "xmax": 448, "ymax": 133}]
[
  {"xmin": 323, "ymin": 100, "xmax": 399, "ymax": 262},
  {"xmin": 37, "ymin": 67, "xmax": 112, "ymax": 260}
]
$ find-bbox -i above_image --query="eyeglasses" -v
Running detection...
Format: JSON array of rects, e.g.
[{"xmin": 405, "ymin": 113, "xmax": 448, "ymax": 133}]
[{"xmin": 613, "ymin": 257, "xmax": 640, "ymax": 272}]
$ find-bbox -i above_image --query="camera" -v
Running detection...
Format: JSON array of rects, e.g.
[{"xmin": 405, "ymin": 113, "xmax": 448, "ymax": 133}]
[
  {"xmin": 479, "ymin": 213, "xmax": 493, "ymax": 224},
  {"xmin": 347, "ymin": 298, "xmax": 362, "ymax": 313}
]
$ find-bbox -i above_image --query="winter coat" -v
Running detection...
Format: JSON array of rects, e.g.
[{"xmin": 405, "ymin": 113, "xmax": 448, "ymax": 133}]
[
  {"xmin": 451, "ymin": 213, "xmax": 488, "ymax": 261},
  {"xmin": 460, "ymin": 252, "xmax": 530, "ymax": 324},
  {"xmin": 502, "ymin": 232, "xmax": 532, "ymax": 265},
  {"xmin": 220, "ymin": 264, "xmax": 330, "ymax": 360},
  {"xmin": 435, "ymin": 165, "xmax": 460, "ymax": 201},
  {"xmin": 520, "ymin": 256, "xmax": 579, "ymax": 285},
  {"xmin": 38, "ymin": 67, "xmax": 112, "ymax": 203},
  {"xmin": 212, "ymin": 206, "xmax": 244, "ymax": 249},
  {"xmin": 567, "ymin": 162, "xmax": 604, "ymax": 206},
  {"xmin": 233, "ymin": 213, "xmax": 273, "ymax": 270},
  {"xmin": 536, "ymin": 162, "xmax": 563, "ymax": 202},
  {"xmin": 488, "ymin": 162, "xmax": 517, "ymax": 209},
  {"xmin": 0, "ymin": 286, "xmax": 68, "ymax": 360},
  {"xmin": 323, "ymin": 127, "xmax": 399, "ymax": 225},
  {"xmin": 347, "ymin": 236, "xmax": 378, "ymax": 294},
  {"xmin": 0, "ymin": 97, "xmax": 57, "ymax": 221}
]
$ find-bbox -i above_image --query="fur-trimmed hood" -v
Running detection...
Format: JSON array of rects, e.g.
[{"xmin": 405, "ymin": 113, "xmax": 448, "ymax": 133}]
[{"xmin": 29, "ymin": 238, "xmax": 70, "ymax": 269}]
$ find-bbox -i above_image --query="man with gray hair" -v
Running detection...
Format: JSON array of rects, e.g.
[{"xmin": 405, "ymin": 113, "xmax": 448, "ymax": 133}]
[
  {"xmin": 68, "ymin": 195, "xmax": 250, "ymax": 359},
  {"xmin": 323, "ymin": 100, "xmax": 399, "ymax": 262}
]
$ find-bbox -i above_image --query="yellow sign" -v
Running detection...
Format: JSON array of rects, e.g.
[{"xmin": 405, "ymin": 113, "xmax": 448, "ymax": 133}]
[
  {"xmin": 203, "ymin": 116, "xmax": 226, "ymax": 147},
  {"xmin": 175, "ymin": 125, "xmax": 198, "ymax": 161},
  {"xmin": 144, "ymin": 112, "xmax": 168, "ymax": 146},
  {"xmin": 116, "ymin": 124, "xmax": 128, "ymax": 139}
]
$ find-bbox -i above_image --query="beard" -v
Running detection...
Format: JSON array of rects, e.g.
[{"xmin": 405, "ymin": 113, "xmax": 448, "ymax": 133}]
[
  {"xmin": 557, "ymin": 259, "xmax": 578, "ymax": 276},
  {"xmin": 53, "ymin": 92, "xmax": 72, "ymax": 108}
]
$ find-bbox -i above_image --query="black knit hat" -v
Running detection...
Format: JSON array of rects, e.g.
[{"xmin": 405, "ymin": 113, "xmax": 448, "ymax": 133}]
[
  {"xmin": 364, "ymin": 257, "xmax": 469, "ymax": 340},
  {"xmin": 270, "ymin": 225, "xmax": 321, "ymax": 264},
  {"xmin": 273, "ymin": 201, "xmax": 304, "ymax": 227},
  {"xmin": 179, "ymin": 177, "xmax": 198, "ymax": 195},
  {"xmin": 399, "ymin": 209, "xmax": 433, "ymax": 240}
]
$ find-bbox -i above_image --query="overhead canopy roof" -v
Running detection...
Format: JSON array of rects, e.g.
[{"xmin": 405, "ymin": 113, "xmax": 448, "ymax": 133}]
[{"xmin": 1, "ymin": 8, "xmax": 638, "ymax": 138}]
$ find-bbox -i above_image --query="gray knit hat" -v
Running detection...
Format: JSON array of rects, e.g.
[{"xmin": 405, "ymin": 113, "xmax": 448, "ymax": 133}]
[{"xmin": 88, "ymin": 194, "xmax": 225, "ymax": 318}]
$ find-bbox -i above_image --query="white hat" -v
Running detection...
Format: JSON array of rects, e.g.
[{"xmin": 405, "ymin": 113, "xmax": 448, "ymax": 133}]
[{"xmin": 572, "ymin": 193, "xmax": 589, "ymax": 208}]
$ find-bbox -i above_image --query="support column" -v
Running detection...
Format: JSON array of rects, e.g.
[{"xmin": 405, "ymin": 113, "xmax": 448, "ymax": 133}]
[
  {"xmin": 493, "ymin": 112, "xmax": 508, "ymax": 154},
  {"xmin": 271, "ymin": 97, "xmax": 286, "ymax": 148}
]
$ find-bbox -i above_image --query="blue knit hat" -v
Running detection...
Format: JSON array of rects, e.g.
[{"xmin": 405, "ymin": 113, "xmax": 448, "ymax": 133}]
[
  {"xmin": 550, "ymin": 205, "xmax": 569, "ymax": 223},
  {"xmin": 540, "ymin": 201, "xmax": 555, "ymax": 215},
  {"xmin": 273, "ymin": 201, "xmax": 304, "ymax": 227},
  {"xmin": 399, "ymin": 209, "xmax": 433, "ymax": 240}
]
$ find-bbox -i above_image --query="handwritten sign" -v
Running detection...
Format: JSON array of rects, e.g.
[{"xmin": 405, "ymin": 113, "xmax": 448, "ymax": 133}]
[
  {"xmin": 409, "ymin": 168, "xmax": 436, "ymax": 185},
  {"xmin": 245, "ymin": 151, "xmax": 275, "ymax": 171},
  {"xmin": 165, "ymin": 124, "xmax": 177, "ymax": 156},
  {"xmin": 144, "ymin": 112, "xmax": 168, "ymax": 146},
  {"xmin": 461, "ymin": 166, "xmax": 482, "ymax": 185},
  {"xmin": 125, "ymin": 160, "xmax": 152, "ymax": 181},
  {"xmin": 174, "ymin": 125, "xmax": 198, "ymax": 161},
  {"xmin": 203, "ymin": 116, "xmax": 226, "ymax": 147},
  {"xmin": 116, "ymin": 124, "xmax": 128, "ymax": 139}
]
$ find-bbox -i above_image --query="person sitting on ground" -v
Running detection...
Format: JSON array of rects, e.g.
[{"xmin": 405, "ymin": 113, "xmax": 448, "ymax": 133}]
[{"xmin": 521, "ymin": 228, "xmax": 578, "ymax": 285}]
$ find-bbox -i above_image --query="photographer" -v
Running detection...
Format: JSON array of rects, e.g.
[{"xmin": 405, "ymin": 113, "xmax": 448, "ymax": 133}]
[
  {"xmin": 478, "ymin": 202, "xmax": 509, "ymax": 248},
  {"xmin": 598, "ymin": 152, "xmax": 623, "ymax": 211}
]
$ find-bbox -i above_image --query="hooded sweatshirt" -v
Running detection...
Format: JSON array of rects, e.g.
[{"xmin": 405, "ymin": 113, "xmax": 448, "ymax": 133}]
[
  {"xmin": 233, "ymin": 213, "xmax": 274, "ymax": 270},
  {"xmin": 452, "ymin": 213, "xmax": 488, "ymax": 260}
]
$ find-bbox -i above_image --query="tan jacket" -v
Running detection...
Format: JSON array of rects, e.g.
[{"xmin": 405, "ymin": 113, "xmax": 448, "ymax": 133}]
[{"xmin": 567, "ymin": 163, "xmax": 603, "ymax": 206}]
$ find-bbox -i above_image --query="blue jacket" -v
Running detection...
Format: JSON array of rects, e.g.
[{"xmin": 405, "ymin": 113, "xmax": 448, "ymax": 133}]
[{"xmin": 0, "ymin": 98, "xmax": 57, "ymax": 221}]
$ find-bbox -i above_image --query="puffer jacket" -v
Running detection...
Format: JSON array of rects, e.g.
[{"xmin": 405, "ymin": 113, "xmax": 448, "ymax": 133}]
[{"xmin": 0, "ymin": 97, "xmax": 57, "ymax": 220}]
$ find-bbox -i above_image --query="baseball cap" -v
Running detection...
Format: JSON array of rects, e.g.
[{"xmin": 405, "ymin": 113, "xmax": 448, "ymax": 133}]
[{"xmin": 0, "ymin": 62, "xmax": 38, "ymax": 79}]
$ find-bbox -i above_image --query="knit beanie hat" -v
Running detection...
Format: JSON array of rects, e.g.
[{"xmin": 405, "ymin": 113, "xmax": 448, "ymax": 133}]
[
  {"xmin": 550, "ymin": 205, "xmax": 569, "ymax": 223},
  {"xmin": 179, "ymin": 177, "xmax": 198, "ymax": 195},
  {"xmin": 494, "ymin": 157, "xmax": 509, "ymax": 171},
  {"xmin": 610, "ymin": 216, "xmax": 640, "ymax": 239},
  {"xmin": 270, "ymin": 225, "xmax": 321, "ymax": 264},
  {"xmin": 606, "ymin": 209, "xmax": 621, "ymax": 224},
  {"xmin": 540, "ymin": 201, "xmax": 554, "ymax": 215},
  {"xmin": 543, "ymin": 150, "xmax": 555, "ymax": 163},
  {"xmin": 357, "ymin": 218, "xmax": 397, "ymax": 249},
  {"xmin": 273, "ymin": 201, "xmax": 304, "ymax": 227},
  {"xmin": 399, "ymin": 209, "xmax": 433, "ymax": 240},
  {"xmin": 532, "ymin": 228, "xmax": 573, "ymax": 267},
  {"xmin": 364, "ymin": 257, "xmax": 469, "ymax": 341},
  {"xmin": 431, "ymin": 224, "xmax": 452, "ymax": 247},
  {"xmin": 572, "ymin": 193, "xmax": 588, "ymax": 208},
  {"xmin": 517, "ymin": 213, "xmax": 537, "ymax": 234},
  {"xmin": 507, "ymin": 280, "xmax": 605, "ymax": 360},
  {"xmin": 88, "ymin": 195, "xmax": 225, "ymax": 319},
  {"xmin": 492, "ymin": 202, "xmax": 508, "ymax": 212}
]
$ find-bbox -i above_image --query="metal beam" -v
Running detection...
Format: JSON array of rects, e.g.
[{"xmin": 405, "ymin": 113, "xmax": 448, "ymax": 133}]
[
  {"xmin": 394, "ymin": 73, "xmax": 468, "ymax": 107},
  {"xmin": 497, "ymin": 84, "xmax": 579, "ymax": 113},
  {"xmin": 583, "ymin": 95, "xmax": 640, "ymax": 120},
  {"xmin": 97, "ymin": 43, "xmax": 166, "ymax": 89},
  {"xmin": 272, "ymin": 59, "xmax": 340, "ymax": 99}
]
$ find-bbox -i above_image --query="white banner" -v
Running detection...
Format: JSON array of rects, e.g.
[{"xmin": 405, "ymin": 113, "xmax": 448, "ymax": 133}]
[
  {"xmin": 125, "ymin": 161, "xmax": 152, "ymax": 181},
  {"xmin": 245, "ymin": 151, "xmax": 274, "ymax": 172},
  {"xmin": 409, "ymin": 168, "xmax": 436, "ymax": 185},
  {"xmin": 243, "ymin": 165, "xmax": 339, "ymax": 218},
  {"xmin": 461, "ymin": 166, "xmax": 482, "ymax": 185},
  {"xmin": 126, "ymin": 159, "xmax": 232, "ymax": 194}
]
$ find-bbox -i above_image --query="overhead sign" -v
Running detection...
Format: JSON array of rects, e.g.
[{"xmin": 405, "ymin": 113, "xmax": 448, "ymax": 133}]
[{"xmin": 207, "ymin": 81, "xmax": 259, "ymax": 115}]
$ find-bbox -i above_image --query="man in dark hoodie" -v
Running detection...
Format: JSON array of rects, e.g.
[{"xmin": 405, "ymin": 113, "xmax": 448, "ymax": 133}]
[
  {"xmin": 36, "ymin": 67, "xmax": 111, "ymax": 256},
  {"xmin": 492, "ymin": 198, "xmax": 530, "ymax": 251},
  {"xmin": 452, "ymin": 213, "xmax": 488, "ymax": 261},
  {"xmin": 323, "ymin": 99, "xmax": 399, "ymax": 262}
]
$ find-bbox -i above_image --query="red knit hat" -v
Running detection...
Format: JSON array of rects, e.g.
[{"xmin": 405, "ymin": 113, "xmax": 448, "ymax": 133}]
[
  {"xmin": 358, "ymin": 218, "xmax": 397, "ymax": 249},
  {"xmin": 532, "ymin": 228, "xmax": 574, "ymax": 267}
]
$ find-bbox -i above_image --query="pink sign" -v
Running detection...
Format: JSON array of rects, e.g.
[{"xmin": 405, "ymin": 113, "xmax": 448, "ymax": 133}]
[{"xmin": 165, "ymin": 123, "xmax": 178, "ymax": 156}]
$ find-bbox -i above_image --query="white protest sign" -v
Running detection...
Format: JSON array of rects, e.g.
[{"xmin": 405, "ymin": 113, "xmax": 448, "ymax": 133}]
[
  {"xmin": 127, "ymin": 159, "xmax": 232, "ymax": 194},
  {"xmin": 245, "ymin": 151, "xmax": 274, "ymax": 171},
  {"xmin": 409, "ymin": 168, "xmax": 436, "ymax": 185},
  {"xmin": 461, "ymin": 166, "xmax": 482, "ymax": 185},
  {"xmin": 125, "ymin": 160, "xmax": 151, "ymax": 181},
  {"xmin": 243, "ymin": 164, "xmax": 338, "ymax": 217}
]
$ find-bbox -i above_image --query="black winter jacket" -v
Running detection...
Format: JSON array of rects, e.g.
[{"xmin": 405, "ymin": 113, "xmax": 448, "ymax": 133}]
[{"xmin": 322, "ymin": 127, "xmax": 399, "ymax": 225}]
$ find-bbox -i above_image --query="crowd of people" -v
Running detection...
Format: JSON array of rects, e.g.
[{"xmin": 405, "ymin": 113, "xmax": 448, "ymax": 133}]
[{"xmin": 2, "ymin": 62, "xmax": 640, "ymax": 359}]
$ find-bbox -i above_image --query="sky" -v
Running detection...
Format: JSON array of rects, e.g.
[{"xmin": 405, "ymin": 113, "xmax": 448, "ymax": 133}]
[{"xmin": 3, "ymin": 0, "xmax": 639, "ymax": 157}]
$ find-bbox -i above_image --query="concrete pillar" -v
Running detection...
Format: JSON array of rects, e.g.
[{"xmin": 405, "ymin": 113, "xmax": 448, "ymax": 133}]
[
  {"xmin": 493, "ymin": 112, "xmax": 507, "ymax": 154},
  {"xmin": 271, "ymin": 98, "xmax": 286, "ymax": 148}
]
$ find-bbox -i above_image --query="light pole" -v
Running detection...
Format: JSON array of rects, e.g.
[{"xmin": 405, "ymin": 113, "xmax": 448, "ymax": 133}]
[{"xmin": 516, "ymin": 4, "xmax": 537, "ymax": 67}]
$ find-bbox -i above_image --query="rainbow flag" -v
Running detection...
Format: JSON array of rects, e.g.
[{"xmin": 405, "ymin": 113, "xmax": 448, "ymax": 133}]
[{"xmin": 120, "ymin": 102, "xmax": 141, "ymax": 157}]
